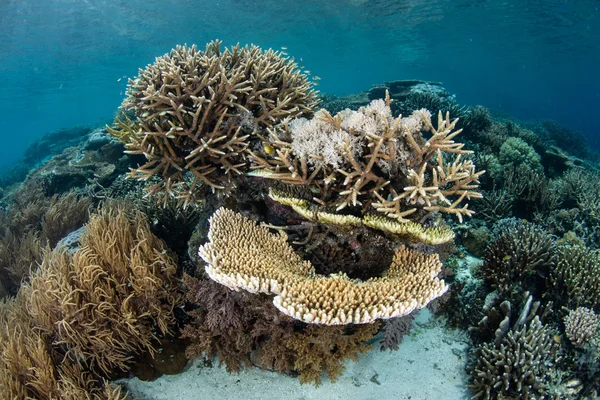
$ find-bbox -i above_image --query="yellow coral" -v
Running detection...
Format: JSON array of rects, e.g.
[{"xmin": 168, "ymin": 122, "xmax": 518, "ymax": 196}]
[
  {"xmin": 199, "ymin": 208, "xmax": 448, "ymax": 325},
  {"xmin": 268, "ymin": 188, "xmax": 455, "ymax": 245}
]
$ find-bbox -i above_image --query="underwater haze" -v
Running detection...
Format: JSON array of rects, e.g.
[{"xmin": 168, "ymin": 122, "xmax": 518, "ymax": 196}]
[{"xmin": 0, "ymin": 0, "xmax": 598, "ymax": 170}]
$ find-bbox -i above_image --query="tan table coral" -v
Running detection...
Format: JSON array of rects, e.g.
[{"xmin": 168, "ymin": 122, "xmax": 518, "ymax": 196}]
[{"xmin": 199, "ymin": 208, "xmax": 448, "ymax": 325}]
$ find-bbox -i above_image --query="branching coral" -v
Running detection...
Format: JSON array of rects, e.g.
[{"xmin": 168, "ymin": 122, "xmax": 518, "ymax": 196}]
[
  {"xmin": 564, "ymin": 307, "xmax": 599, "ymax": 347},
  {"xmin": 250, "ymin": 93, "xmax": 484, "ymax": 223},
  {"xmin": 198, "ymin": 208, "xmax": 447, "ymax": 325},
  {"xmin": 469, "ymin": 294, "xmax": 558, "ymax": 399},
  {"xmin": 107, "ymin": 40, "xmax": 318, "ymax": 206},
  {"xmin": 479, "ymin": 218, "xmax": 556, "ymax": 293},
  {"xmin": 469, "ymin": 315, "xmax": 558, "ymax": 399},
  {"xmin": 550, "ymin": 245, "xmax": 600, "ymax": 311}
]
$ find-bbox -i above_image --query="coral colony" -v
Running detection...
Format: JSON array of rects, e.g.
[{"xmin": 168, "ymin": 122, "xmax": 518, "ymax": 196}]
[{"xmin": 2, "ymin": 40, "xmax": 600, "ymax": 399}]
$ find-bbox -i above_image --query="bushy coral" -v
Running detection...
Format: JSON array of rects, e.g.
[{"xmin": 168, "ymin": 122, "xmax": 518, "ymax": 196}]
[
  {"xmin": 181, "ymin": 273, "xmax": 380, "ymax": 386},
  {"xmin": 479, "ymin": 218, "xmax": 556, "ymax": 294},
  {"xmin": 0, "ymin": 202, "xmax": 172, "ymax": 398},
  {"xmin": 498, "ymin": 137, "xmax": 543, "ymax": 174},
  {"xmin": 564, "ymin": 307, "xmax": 599, "ymax": 347},
  {"xmin": 550, "ymin": 245, "xmax": 600, "ymax": 311},
  {"xmin": 108, "ymin": 40, "xmax": 318, "ymax": 206},
  {"xmin": 469, "ymin": 316, "xmax": 558, "ymax": 399}
]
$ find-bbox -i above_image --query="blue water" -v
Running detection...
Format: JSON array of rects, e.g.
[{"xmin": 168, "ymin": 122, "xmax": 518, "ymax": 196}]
[{"xmin": 0, "ymin": 0, "xmax": 599, "ymax": 170}]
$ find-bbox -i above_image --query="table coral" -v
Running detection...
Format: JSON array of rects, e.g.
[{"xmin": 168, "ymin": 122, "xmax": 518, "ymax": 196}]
[{"xmin": 198, "ymin": 207, "xmax": 447, "ymax": 325}]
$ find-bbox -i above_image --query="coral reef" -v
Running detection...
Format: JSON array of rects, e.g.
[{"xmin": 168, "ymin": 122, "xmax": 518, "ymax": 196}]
[
  {"xmin": 108, "ymin": 40, "xmax": 318, "ymax": 206},
  {"xmin": 199, "ymin": 208, "xmax": 447, "ymax": 325}
]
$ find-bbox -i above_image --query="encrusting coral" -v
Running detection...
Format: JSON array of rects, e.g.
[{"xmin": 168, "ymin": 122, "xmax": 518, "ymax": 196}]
[
  {"xmin": 198, "ymin": 207, "xmax": 447, "ymax": 325},
  {"xmin": 107, "ymin": 40, "xmax": 318, "ymax": 206},
  {"xmin": 250, "ymin": 92, "xmax": 484, "ymax": 223}
]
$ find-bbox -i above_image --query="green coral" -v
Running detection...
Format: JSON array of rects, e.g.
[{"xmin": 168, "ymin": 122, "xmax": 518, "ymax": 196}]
[{"xmin": 499, "ymin": 137, "xmax": 543, "ymax": 174}]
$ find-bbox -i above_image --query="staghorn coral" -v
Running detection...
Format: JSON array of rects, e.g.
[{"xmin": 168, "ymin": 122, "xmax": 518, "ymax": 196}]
[
  {"xmin": 250, "ymin": 93, "xmax": 484, "ymax": 223},
  {"xmin": 564, "ymin": 307, "xmax": 599, "ymax": 348},
  {"xmin": 479, "ymin": 218, "xmax": 556, "ymax": 294},
  {"xmin": 24, "ymin": 203, "xmax": 180, "ymax": 375},
  {"xmin": 469, "ymin": 315, "xmax": 558, "ymax": 399},
  {"xmin": 108, "ymin": 40, "xmax": 318, "ymax": 206},
  {"xmin": 198, "ymin": 208, "xmax": 447, "ymax": 325}
]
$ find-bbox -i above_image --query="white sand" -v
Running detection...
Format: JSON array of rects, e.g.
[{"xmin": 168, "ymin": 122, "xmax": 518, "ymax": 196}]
[{"xmin": 119, "ymin": 309, "xmax": 471, "ymax": 400}]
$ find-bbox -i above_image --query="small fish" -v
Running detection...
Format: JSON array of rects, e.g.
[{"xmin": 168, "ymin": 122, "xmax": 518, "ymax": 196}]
[
  {"xmin": 281, "ymin": 51, "xmax": 288, "ymax": 56},
  {"xmin": 281, "ymin": 46, "xmax": 288, "ymax": 50},
  {"xmin": 503, "ymin": 255, "xmax": 512, "ymax": 261},
  {"xmin": 304, "ymin": 70, "xmax": 311, "ymax": 74},
  {"xmin": 263, "ymin": 144, "xmax": 275, "ymax": 155},
  {"xmin": 117, "ymin": 77, "xmax": 122, "ymax": 82},
  {"xmin": 313, "ymin": 75, "xmax": 321, "ymax": 80},
  {"xmin": 552, "ymin": 334, "xmax": 561, "ymax": 344}
]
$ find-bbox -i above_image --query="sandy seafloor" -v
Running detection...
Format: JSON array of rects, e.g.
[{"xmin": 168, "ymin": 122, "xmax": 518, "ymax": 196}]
[{"xmin": 118, "ymin": 308, "xmax": 471, "ymax": 400}]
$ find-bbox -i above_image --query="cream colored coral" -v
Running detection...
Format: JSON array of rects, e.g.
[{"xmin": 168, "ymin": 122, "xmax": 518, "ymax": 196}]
[
  {"xmin": 198, "ymin": 208, "xmax": 448, "ymax": 325},
  {"xmin": 564, "ymin": 307, "xmax": 599, "ymax": 347}
]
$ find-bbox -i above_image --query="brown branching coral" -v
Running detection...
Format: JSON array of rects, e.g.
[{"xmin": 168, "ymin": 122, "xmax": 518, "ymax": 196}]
[
  {"xmin": 469, "ymin": 316, "xmax": 558, "ymax": 400},
  {"xmin": 250, "ymin": 93, "xmax": 484, "ymax": 223},
  {"xmin": 108, "ymin": 40, "xmax": 318, "ymax": 206},
  {"xmin": 182, "ymin": 273, "xmax": 380, "ymax": 386},
  {"xmin": 25, "ymin": 203, "xmax": 180, "ymax": 375},
  {"xmin": 479, "ymin": 218, "xmax": 556, "ymax": 294},
  {"xmin": 198, "ymin": 208, "xmax": 447, "ymax": 325},
  {"xmin": 550, "ymin": 245, "xmax": 600, "ymax": 311},
  {"xmin": 286, "ymin": 323, "xmax": 380, "ymax": 386}
]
